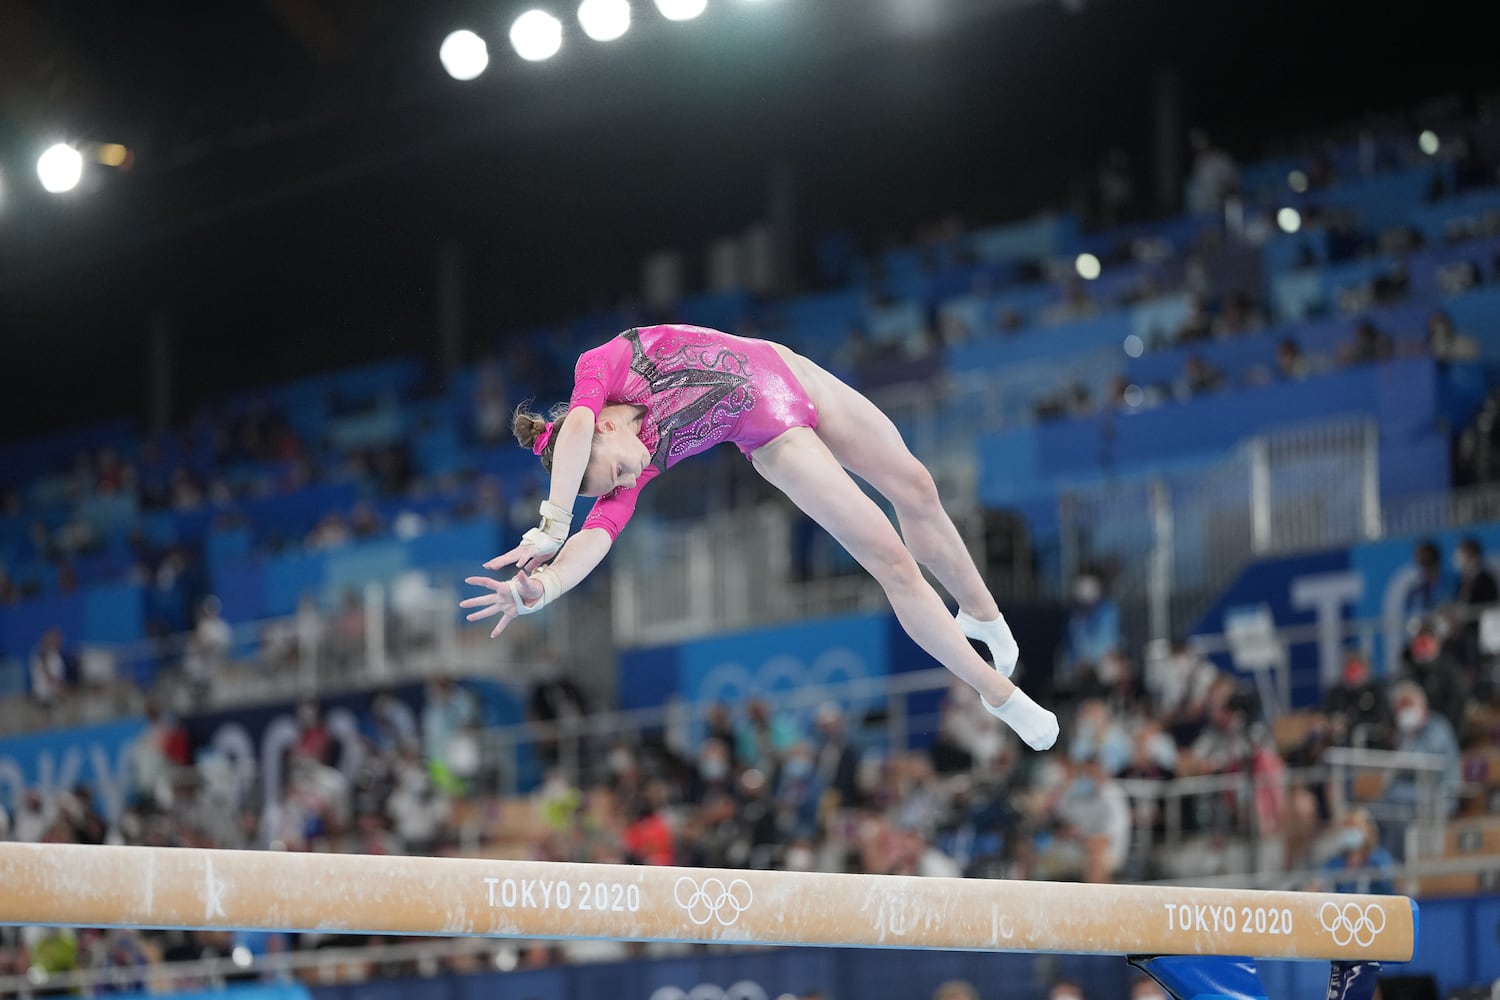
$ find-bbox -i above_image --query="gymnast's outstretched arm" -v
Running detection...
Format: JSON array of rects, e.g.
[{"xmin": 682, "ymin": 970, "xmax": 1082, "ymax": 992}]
[{"xmin": 462, "ymin": 526, "xmax": 613, "ymax": 637}]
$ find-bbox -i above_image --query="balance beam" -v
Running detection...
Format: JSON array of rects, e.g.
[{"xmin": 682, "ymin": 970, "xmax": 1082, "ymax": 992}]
[{"xmin": 0, "ymin": 843, "xmax": 1415, "ymax": 964}]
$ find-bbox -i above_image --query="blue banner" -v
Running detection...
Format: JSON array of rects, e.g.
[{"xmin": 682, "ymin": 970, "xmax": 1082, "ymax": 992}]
[
  {"xmin": 1193, "ymin": 521, "xmax": 1500, "ymax": 702},
  {"xmin": 0, "ymin": 716, "xmax": 146, "ymax": 823}
]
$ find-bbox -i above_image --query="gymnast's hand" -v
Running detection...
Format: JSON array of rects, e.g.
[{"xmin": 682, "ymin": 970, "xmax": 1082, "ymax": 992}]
[
  {"xmin": 461, "ymin": 571, "xmax": 543, "ymax": 638},
  {"xmin": 483, "ymin": 539, "xmax": 556, "ymax": 574}
]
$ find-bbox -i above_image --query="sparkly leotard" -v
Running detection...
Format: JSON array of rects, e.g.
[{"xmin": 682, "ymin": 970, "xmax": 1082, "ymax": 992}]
[{"xmin": 567, "ymin": 324, "xmax": 819, "ymax": 539}]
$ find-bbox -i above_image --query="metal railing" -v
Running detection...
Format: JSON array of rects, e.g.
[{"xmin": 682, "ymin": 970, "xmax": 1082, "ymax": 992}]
[
  {"xmin": 1119, "ymin": 747, "xmax": 1454, "ymax": 881},
  {"xmin": 0, "ymin": 573, "xmax": 619, "ymax": 737}
]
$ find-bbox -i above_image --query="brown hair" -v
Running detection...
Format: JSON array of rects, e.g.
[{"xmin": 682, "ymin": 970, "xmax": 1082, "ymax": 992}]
[{"xmin": 512, "ymin": 401, "xmax": 572, "ymax": 473}]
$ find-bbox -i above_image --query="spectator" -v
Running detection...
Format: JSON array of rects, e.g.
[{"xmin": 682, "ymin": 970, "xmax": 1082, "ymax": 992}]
[
  {"xmin": 1314, "ymin": 808, "xmax": 1395, "ymax": 895},
  {"xmin": 1212, "ymin": 291, "xmax": 1265, "ymax": 338},
  {"xmin": 623, "ymin": 781, "xmax": 675, "ymax": 866},
  {"xmin": 386, "ymin": 745, "xmax": 452, "ymax": 856},
  {"xmin": 1400, "ymin": 619, "xmax": 1466, "ymax": 735},
  {"xmin": 811, "ymin": 703, "xmax": 862, "ymax": 810},
  {"xmin": 1380, "ymin": 682, "xmax": 1461, "ymax": 858},
  {"xmin": 1424, "ymin": 309, "xmax": 1479, "ymax": 363},
  {"xmin": 1049, "ymin": 980, "xmax": 1087, "ymax": 1000},
  {"xmin": 1173, "ymin": 295, "xmax": 1214, "ymax": 345},
  {"xmin": 1061, "ymin": 573, "xmax": 1121, "ymax": 695},
  {"xmin": 127, "ymin": 704, "xmax": 192, "ymax": 808},
  {"xmin": 11, "ymin": 789, "xmax": 57, "ymax": 842},
  {"xmin": 1273, "ymin": 337, "xmax": 1311, "ymax": 382},
  {"xmin": 1404, "ymin": 539, "xmax": 1446, "ymax": 619},
  {"xmin": 1180, "ymin": 355, "xmax": 1226, "ymax": 398},
  {"xmin": 1322, "ymin": 649, "xmax": 1392, "ymax": 748},
  {"xmin": 1146, "ymin": 639, "xmax": 1219, "ymax": 726},
  {"xmin": 1037, "ymin": 754, "xmax": 1131, "ymax": 883},
  {"xmin": 1186, "ymin": 129, "xmax": 1240, "ymax": 215},
  {"xmin": 689, "ymin": 739, "xmax": 737, "ymax": 802},
  {"xmin": 1070, "ymin": 699, "xmax": 1134, "ymax": 777},
  {"xmin": 1338, "ymin": 320, "xmax": 1395, "ymax": 367},
  {"xmin": 736, "ymin": 699, "xmax": 798, "ymax": 772},
  {"xmin": 422, "ymin": 677, "xmax": 479, "ymax": 790},
  {"xmin": 1179, "ymin": 677, "xmax": 1251, "ymax": 777},
  {"xmin": 1451, "ymin": 535, "xmax": 1498, "ymax": 612},
  {"xmin": 184, "ymin": 595, "xmax": 232, "ymax": 699},
  {"xmin": 28, "ymin": 626, "xmax": 72, "ymax": 709}
]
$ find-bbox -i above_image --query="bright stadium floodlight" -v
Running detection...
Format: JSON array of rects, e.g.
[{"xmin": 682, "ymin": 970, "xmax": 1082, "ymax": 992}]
[
  {"xmin": 1075, "ymin": 252, "xmax": 1101, "ymax": 281},
  {"xmin": 510, "ymin": 9, "xmax": 564, "ymax": 61},
  {"xmin": 440, "ymin": 29, "xmax": 490, "ymax": 80},
  {"xmin": 1418, "ymin": 129, "xmax": 1440, "ymax": 156},
  {"xmin": 654, "ymin": 0, "xmax": 707, "ymax": 21},
  {"xmin": 37, "ymin": 143, "xmax": 84, "ymax": 194},
  {"xmin": 579, "ymin": 0, "xmax": 631, "ymax": 40},
  {"xmin": 1277, "ymin": 207, "xmax": 1302, "ymax": 234}
]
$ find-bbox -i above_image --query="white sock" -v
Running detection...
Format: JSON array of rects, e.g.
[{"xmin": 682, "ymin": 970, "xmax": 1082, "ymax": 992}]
[
  {"xmin": 955, "ymin": 609, "xmax": 1019, "ymax": 678},
  {"xmin": 983, "ymin": 688, "xmax": 1059, "ymax": 751}
]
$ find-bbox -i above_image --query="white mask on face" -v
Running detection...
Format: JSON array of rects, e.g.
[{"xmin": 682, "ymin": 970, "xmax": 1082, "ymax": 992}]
[
  {"xmin": 1396, "ymin": 705, "xmax": 1424, "ymax": 732},
  {"xmin": 1338, "ymin": 826, "xmax": 1366, "ymax": 852}
]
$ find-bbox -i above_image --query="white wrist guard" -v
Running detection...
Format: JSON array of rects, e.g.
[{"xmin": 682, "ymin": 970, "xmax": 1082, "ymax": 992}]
[
  {"xmin": 509, "ymin": 566, "xmax": 562, "ymax": 616},
  {"xmin": 538, "ymin": 499, "xmax": 572, "ymax": 541},
  {"xmin": 522, "ymin": 500, "xmax": 572, "ymax": 559}
]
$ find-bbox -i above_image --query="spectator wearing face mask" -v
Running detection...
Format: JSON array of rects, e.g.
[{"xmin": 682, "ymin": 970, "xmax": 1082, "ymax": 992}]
[
  {"xmin": 690, "ymin": 739, "xmax": 736, "ymax": 801},
  {"xmin": 1400, "ymin": 620, "xmax": 1466, "ymax": 735},
  {"xmin": 1313, "ymin": 808, "xmax": 1395, "ymax": 895},
  {"xmin": 1061, "ymin": 573, "xmax": 1120, "ymax": 698},
  {"xmin": 1379, "ymin": 682, "xmax": 1461, "ymax": 859}
]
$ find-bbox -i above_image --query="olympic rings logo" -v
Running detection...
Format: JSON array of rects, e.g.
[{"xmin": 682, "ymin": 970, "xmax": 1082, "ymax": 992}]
[
  {"xmin": 1318, "ymin": 901, "xmax": 1386, "ymax": 947},
  {"xmin": 673, "ymin": 876, "xmax": 754, "ymax": 927}
]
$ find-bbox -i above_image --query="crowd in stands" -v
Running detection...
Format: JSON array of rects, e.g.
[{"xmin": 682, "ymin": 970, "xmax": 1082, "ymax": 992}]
[{"xmin": 4, "ymin": 521, "xmax": 1496, "ymax": 989}]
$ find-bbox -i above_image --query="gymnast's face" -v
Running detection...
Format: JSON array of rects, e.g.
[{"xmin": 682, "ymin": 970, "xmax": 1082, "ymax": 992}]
[{"xmin": 579, "ymin": 420, "xmax": 651, "ymax": 497}]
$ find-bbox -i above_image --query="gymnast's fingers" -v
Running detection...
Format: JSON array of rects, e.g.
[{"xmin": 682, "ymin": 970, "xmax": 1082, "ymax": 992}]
[
  {"xmin": 483, "ymin": 546, "xmax": 527, "ymax": 572},
  {"xmin": 490, "ymin": 608, "xmax": 518, "ymax": 638}
]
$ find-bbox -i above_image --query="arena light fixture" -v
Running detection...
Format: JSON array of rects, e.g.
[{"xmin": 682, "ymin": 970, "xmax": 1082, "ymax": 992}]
[
  {"xmin": 1418, "ymin": 130, "xmax": 1440, "ymax": 156},
  {"xmin": 510, "ymin": 9, "xmax": 564, "ymax": 61},
  {"xmin": 440, "ymin": 29, "xmax": 490, "ymax": 80},
  {"xmin": 1074, "ymin": 252, "xmax": 1101, "ymax": 281},
  {"xmin": 1287, "ymin": 169, "xmax": 1308, "ymax": 193},
  {"xmin": 654, "ymin": 0, "xmax": 708, "ymax": 21},
  {"xmin": 579, "ymin": 0, "xmax": 631, "ymax": 40},
  {"xmin": 1277, "ymin": 207, "xmax": 1302, "ymax": 234},
  {"xmin": 37, "ymin": 143, "xmax": 84, "ymax": 194}
]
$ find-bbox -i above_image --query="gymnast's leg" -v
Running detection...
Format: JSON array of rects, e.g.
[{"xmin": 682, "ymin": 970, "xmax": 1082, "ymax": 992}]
[
  {"xmin": 750, "ymin": 427, "xmax": 1056, "ymax": 749},
  {"xmin": 772, "ymin": 347, "xmax": 1020, "ymax": 674}
]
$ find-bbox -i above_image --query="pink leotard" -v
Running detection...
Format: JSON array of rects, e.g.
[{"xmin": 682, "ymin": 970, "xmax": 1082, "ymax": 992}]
[{"xmin": 567, "ymin": 324, "xmax": 819, "ymax": 539}]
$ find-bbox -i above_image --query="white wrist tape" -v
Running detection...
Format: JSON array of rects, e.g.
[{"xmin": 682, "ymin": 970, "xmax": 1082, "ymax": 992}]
[
  {"xmin": 508, "ymin": 566, "xmax": 562, "ymax": 616},
  {"xmin": 538, "ymin": 499, "xmax": 573, "ymax": 541}
]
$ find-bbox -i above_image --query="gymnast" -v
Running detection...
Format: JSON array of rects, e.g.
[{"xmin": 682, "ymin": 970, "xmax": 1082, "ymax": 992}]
[{"xmin": 461, "ymin": 324, "xmax": 1058, "ymax": 750}]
